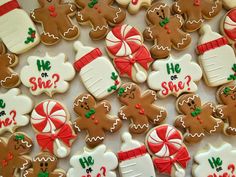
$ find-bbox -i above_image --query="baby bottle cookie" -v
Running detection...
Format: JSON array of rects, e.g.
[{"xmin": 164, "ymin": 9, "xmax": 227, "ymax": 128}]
[
  {"xmin": 143, "ymin": 2, "xmax": 191, "ymax": 59},
  {"xmin": 118, "ymin": 83, "xmax": 167, "ymax": 134},
  {"xmin": 223, "ymin": 0, "xmax": 236, "ymax": 9},
  {"xmin": 20, "ymin": 53, "xmax": 75, "ymax": 97},
  {"xmin": 116, "ymin": 0, "xmax": 152, "ymax": 14},
  {"xmin": 106, "ymin": 24, "xmax": 153, "ymax": 83},
  {"xmin": 118, "ymin": 132, "xmax": 156, "ymax": 177},
  {"xmin": 148, "ymin": 54, "xmax": 202, "ymax": 98},
  {"xmin": 0, "ymin": 0, "xmax": 40, "ymax": 54},
  {"xmin": 193, "ymin": 143, "xmax": 236, "ymax": 177},
  {"xmin": 175, "ymin": 94, "xmax": 224, "ymax": 144},
  {"xmin": 67, "ymin": 145, "xmax": 118, "ymax": 177},
  {"xmin": 30, "ymin": 0, "xmax": 79, "ymax": 45},
  {"xmin": 197, "ymin": 24, "xmax": 236, "ymax": 87},
  {"xmin": 73, "ymin": 93, "xmax": 122, "ymax": 148},
  {"xmin": 74, "ymin": 41, "xmax": 121, "ymax": 100},
  {"xmin": 31, "ymin": 100, "xmax": 77, "ymax": 158}
]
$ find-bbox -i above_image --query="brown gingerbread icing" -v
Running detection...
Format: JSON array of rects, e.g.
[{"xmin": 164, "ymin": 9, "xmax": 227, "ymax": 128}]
[
  {"xmin": 30, "ymin": 0, "xmax": 79, "ymax": 45},
  {"xmin": 0, "ymin": 133, "xmax": 33, "ymax": 177},
  {"xmin": 118, "ymin": 83, "xmax": 167, "ymax": 134},
  {"xmin": 172, "ymin": 0, "xmax": 222, "ymax": 32},
  {"xmin": 23, "ymin": 152, "xmax": 66, "ymax": 177},
  {"xmin": 143, "ymin": 2, "xmax": 191, "ymax": 59},
  {"xmin": 216, "ymin": 84, "xmax": 236, "ymax": 135},
  {"xmin": 0, "ymin": 44, "xmax": 20, "ymax": 88},
  {"xmin": 75, "ymin": 0, "xmax": 126, "ymax": 40},
  {"xmin": 175, "ymin": 94, "xmax": 224, "ymax": 144},
  {"xmin": 73, "ymin": 93, "xmax": 122, "ymax": 148}
]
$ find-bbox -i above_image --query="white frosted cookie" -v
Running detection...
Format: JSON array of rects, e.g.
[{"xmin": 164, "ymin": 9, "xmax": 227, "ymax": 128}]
[
  {"xmin": 116, "ymin": 0, "xmax": 152, "ymax": 14},
  {"xmin": 223, "ymin": 0, "xmax": 236, "ymax": 9}
]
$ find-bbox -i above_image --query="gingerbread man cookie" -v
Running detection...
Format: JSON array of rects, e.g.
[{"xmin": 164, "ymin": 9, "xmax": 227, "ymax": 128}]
[
  {"xmin": 118, "ymin": 83, "xmax": 167, "ymax": 134},
  {"xmin": 0, "ymin": 132, "xmax": 33, "ymax": 177},
  {"xmin": 172, "ymin": 0, "xmax": 222, "ymax": 32},
  {"xmin": 175, "ymin": 94, "xmax": 224, "ymax": 144},
  {"xmin": 216, "ymin": 84, "xmax": 236, "ymax": 135},
  {"xmin": 75, "ymin": 0, "xmax": 126, "ymax": 40},
  {"xmin": 73, "ymin": 93, "xmax": 122, "ymax": 148},
  {"xmin": 143, "ymin": 2, "xmax": 191, "ymax": 59},
  {"xmin": 23, "ymin": 152, "xmax": 66, "ymax": 177},
  {"xmin": 0, "ymin": 44, "xmax": 20, "ymax": 88},
  {"xmin": 30, "ymin": 0, "xmax": 79, "ymax": 45}
]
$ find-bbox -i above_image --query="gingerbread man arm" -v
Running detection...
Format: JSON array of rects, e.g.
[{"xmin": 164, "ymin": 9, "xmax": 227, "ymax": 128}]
[
  {"xmin": 141, "ymin": 90, "xmax": 157, "ymax": 104},
  {"xmin": 171, "ymin": 15, "xmax": 184, "ymax": 29},
  {"xmin": 143, "ymin": 26, "xmax": 157, "ymax": 41},
  {"xmin": 172, "ymin": 0, "xmax": 186, "ymax": 14},
  {"xmin": 2, "ymin": 53, "xmax": 18, "ymax": 67},
  {"xmin": 16, "ymin": 156, "xmax": 31, "ymax": 170},
  {"xmin": 73, "ymin": 117, "xmax": 88, "ymax": 132},
  {"xmin": 118, "ymin": 106, "xmax": 132, "ymax": 120},
  {"xmin": 51, "ymin": 170, "xmax": 66, "ymax": 177},
  {"xmin": 101, "ymin": 115, "xmax": 122, "ymax": 133},
  {"xmin": 30, "ymin": 8, "xmax": 44, "ymax": 22},
  {"xmin": 77, "ymin": 9, "xmax": 90, "ymax": 23},
  {"xmin": 216, "ymin": 105, "xmax": 229, "ymax": 120},
  {"xmin": 203, "ymin": 102, "xmax": 216, "ymax": 115},
  {"xmin": 61, "ymin": 3, "xmax": 77, "ymax": 15},
  {"xmin": 97, "ymin": 101, "xmax": 111, "ymax": 113},
  {"xmin": 22, "ymin": 168, "xmax": 34, "ymax": 177},
  {"xmin": 175, "ymin": 115, "xmax": 190, "ymax": 129}
]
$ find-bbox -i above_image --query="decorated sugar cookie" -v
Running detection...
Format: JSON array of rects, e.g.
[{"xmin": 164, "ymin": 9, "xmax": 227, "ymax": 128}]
[
  {"xmin": 175, "ymin": 94, "xmax": 224, "ymax": 144},
  {"xmin": 67, "ymin": 145, "xmax": 118, "ymax": 177},
  {"xmin": 75, "ymin": 0, "xmax": 126, "ymax": 40},
  {"xmin": 0, "ymin": 132, "xmax": 33, "ymax": 177},
  {"xmin": 143, "ymin": 2, "xmax": 191, "ymax": 59},
  {"xmin": 193, "ymin": 143, "xmax": 236, "ymax": 177},
  {"xmin": 216, "ymin": 84, "xmax": 236, "ymax": 136},
  {"xmin": 118, "ymin": 132, "xmax": 156, "ymax": 177},
  {"xmin": 197, "ymin": 24, "xmax": 236, "ymax": 87},
  {"xmin": 145, "ymin": 125, "xmax": 190, "ymax": 177},
  {"xmin": 0, "ymin": 89, "xmax": 33, "ymax": 135},
  {"xmin": 31, "ymin": 100, "xmax": 76, "ymax": 158},
  {"xmin": 0, "ymin": 0, "xmax": 40, "ymax": 54},
  {"xmin": 118, "ymin": 83, "xmax": 167, "ymax": 134},
  {"xmin": 20, "ymin": 53, "xmax": 75, "ymax": 97},
  {"xmin": 172, "ymin": 0, "xmax": 222, "ymax": 32},
  {"xmin": 116, "ymin": 0, "xmax": 152, "ymax": 14},
  {"xmin": 30, "ymin": 0, "xmax": 79, "ymax": 45},
  {"xmin": 148, "ymin": 54, "xmax": 202, "ymax": 98},
  {"xmin": 73, "ymin": 93, "xmax": 122, "ymax": 148},
  {"xmin": 106, "ymin": 24, "xmax": 153, "ymax": 83},
  {"xmin": 23, "ymin": 152, "xmax": 66, "ymax": 177},
  {"xmin": 223, "ymin": 0, "xmax": 236, "ymax": 9},
  {"xmin": 74, "ymin": 41, "xmax": 121, "ymax": 100}
]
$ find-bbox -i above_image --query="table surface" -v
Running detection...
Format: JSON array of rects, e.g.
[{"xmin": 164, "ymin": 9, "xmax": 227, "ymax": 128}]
[{"xmin": 3, "ymin": 0, "xmax": 236, "ymax": 176}]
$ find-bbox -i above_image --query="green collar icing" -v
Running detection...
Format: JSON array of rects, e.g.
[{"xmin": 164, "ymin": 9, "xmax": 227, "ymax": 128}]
[
  {"xmin": 191, "ymin": 107, "xmax": 202, "ymax": 117},
  {"xmin": 88, "ymin": 0, "xmax": 98, "ymax": 8},
  {"xmin": 38, "ymin": 172, "xmax": 49, "ymax": 177},
  {"xmin": 15, "ymin": 135, "xmax": 24, "ymax": 140},
  {"xmin": 85, "ymin": 108, "xmax": 96, "ymax": 118},
  {"xmin": 159, "ymin": 17, "xmax": 169, "ymax": 27}
]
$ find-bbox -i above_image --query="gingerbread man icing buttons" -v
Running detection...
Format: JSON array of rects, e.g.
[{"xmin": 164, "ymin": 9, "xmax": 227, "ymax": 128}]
[
  {"xmin": 20, "ymin": 53, "xmax": 75, "ymax": 97},
  {"xmin": 75, "ymin": 0, "xmax": 126, "ymax": 40},
  {"xmin": 74, "ymin": 41, "xmax": 121, "ymax": 100},
  {"xmin": 145, "ymin": 125, "xmax": 191, "ymax": 177},
  {"xmin": 216, "ymin": 84, "xmax": 236, "ymax": 136},
  {"xmin": 175, "ymin": 94, "xmax": 224, "ymax": 144},
  {"xmin": 67, "ymin": 145, "xmax": 118, "ymax": 177},
  {"xmin": 172, "ymin": 0, "xmax": 222, "ymax": 32},
  {"xmin": 143, "ymin": 2, "xmax": 191, "ymax": 59},
  {"xmin": 0, "ymin": 132, "xmax": 33, "ymax": 177},
  {"xmin": 30, "ymin": 0, "xmax": 79, "ymax": 45},
  {"xmin": 0, "ymin": 0, "xmax": 40, "ymax": 54},
  {"xmin": 116, "ymin": 0, "xmax": 152, "ymax": 14},
  {"xmin": 148, "ymin": 54, "xmax": 202, "ymax": 98},
  {"xmin": 73, "ymin": 93, "xmax": 122, "ymax": 148},
  {"xmin": 31, "ymin": 100, "xmax": 77, "ymax": 158},
  {"xmin": 117, "ymin": 82, "xmax": 167, "ymax": 134},
  {"xmin": 197, "ymin": 24, "xmax": 236, "ymax": 87},
  {"xmin": 23, "ymin": 152, "xmax": 66, "ymax": 177},
  {"xmin": 0, "ymin": 44, "xmax": 20, "ymax": 89},
  {"xmin": 223, "ymin": 0, "xmax": 236, "ymax": 9},
  {"xmin": 193, "ymin": 143, "xmax": 236, "ymax": 177},
  {"xmin": 118, "ymin": 132, "xmax": 156, "ymax": 177},
  {"xmin": 0, "ymin": 88, "xmax": 33, "ymax": 135},
  {"xmin": 106, "ymin": 24, "xmax": 153, "ymax": 83}
]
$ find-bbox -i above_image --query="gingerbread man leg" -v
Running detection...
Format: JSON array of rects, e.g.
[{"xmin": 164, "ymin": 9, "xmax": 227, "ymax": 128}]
[
  {"xmin": 102, "ymin": 115, "xmax": 122, "ymax": 133},
  {"xmin": 1, "ymin": 73, "xmax": 20, "ymax": 88},
  {"xmin": 183, "ymin": 10, "xmax": 203, "ymax": 32},
  {"xmin": 57, "ymin": 18, "xmax": 79, "ymax": 40},
  {"xmin": 23, "ymin": 169, "xmax": 34, "ymax": 177},
  {"xmin": 86, "ymin": 127, "xmax": 106, "ymax": 148},
  {"xmin": 151, "ymin": 37, "xmax": 171, "ymax": 59},
  {"xmin": 171, "ymin": 32, "xmax": 191, "ymax": 50},
  {"xmin": 104, "ymin": 7, "xmax": 126, "ymax": 24},
  {"xmin": 89, "ymin": 18, "xmax": 110, "ymax": 40},
  {"xmin": 129, "ymin": 115, "xmax": 149, "ymax": 134},
  {"xmin": 184, "ymin": 133, "xmax": 205, "ymax": 144},
  {"xmin": 145, "ymin": 106, "xmax": 167, "ymax": 125},
  {"xmin": 41, "ymin": 22, "xmax": 60, "ymax": 45}
]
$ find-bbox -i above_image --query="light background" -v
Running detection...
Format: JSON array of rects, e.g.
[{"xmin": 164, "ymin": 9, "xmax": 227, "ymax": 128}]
[{"xmin": 2, "ymin": 0, "xmax": 236, "ymax": 176}]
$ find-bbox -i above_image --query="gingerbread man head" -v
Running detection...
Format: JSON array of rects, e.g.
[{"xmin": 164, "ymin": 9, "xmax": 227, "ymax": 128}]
[
  {"xmin": 217, "ymin": 85, "xmax": 236, "ymax": 105},
  {"xmin": 177, "ymin": 94, "xmax": 201, "ymax": 115},
  {"xmin": 38, "ymin": 0, "xmax": 61, "ymax": 6},
  {"xmin": 74, "ymin": 94, "xmax": 96, "ymax": 116}
]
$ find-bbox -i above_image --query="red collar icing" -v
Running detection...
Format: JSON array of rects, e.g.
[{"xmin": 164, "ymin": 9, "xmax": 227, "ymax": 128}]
[
  {"xmin": 0, "ymin": 0, "xmax": 20, "ymax": 16},
  {"xmin": 118, "ymin": 145, "xmax": 147, "ymax": 161},
  {"xmin": 74, "ymin": 48, "xmax": 102, "ymax": 72}
]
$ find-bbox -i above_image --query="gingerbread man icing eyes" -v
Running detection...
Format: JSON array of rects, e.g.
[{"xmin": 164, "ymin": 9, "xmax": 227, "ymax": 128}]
[
  {"xmin": 30, "ymin": 0, "xmax": 79, "ymax": 45},
  {"xmin": 75, "ymin": 0, "xmax": 126, "ymax": 40},
  {"xmin": 143, "ymin": 2, "xmax": 191, "ymax": 59},
  {"xmin": 118, "ymin": 83, "xmax": 167, "ymax": 134},
  {"xmin": 73, "ymin": 93, "xmax": 122, "ymax": 148},
  {"xmin": 216, "ymin": 85, "xmax": 236, "ymax": 135},
  {"xmin": 0, "ymin": 133, "xmax": 33, "ymax": 177},
  {"xmin": 172, "ymin": 0, "xmax": 222, "ymax": 32},
  {"xmin": 175, "ymin": 94, "xmax": 224, "ymax": 144},
  {"xmin": 23, "ymin": 152, "xmax": 66, "ymax": 177}
]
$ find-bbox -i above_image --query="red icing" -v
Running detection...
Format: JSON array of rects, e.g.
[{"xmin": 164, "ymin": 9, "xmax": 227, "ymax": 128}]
[
  {"xmin": 1, "ymin": 152, "xmax": 14, "ymax": 167},
  {"xmin": 0, "ymin": 110, "xmax": 17, "ymax": 129},
  {"xmin": 194, "ymin": 0, "xmax": 200, "ymax": 6},
  {"xmin": 48, "ymin": 5, "xmax": 57, "ymax": 17},
  {"xmin": 118, "ymin": 145, "xmax": 147, "ymax": 161},
  {"xmin": 131, "ymin": 0, "xmax": 138, "ymax": 5},
  {"xmin": 0, "ymin": 0, "xmax": 20, "ymax": 16}
]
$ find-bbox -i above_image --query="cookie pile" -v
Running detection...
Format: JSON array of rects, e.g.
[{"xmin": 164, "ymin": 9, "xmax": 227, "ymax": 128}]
[{"xmin": 1, "ymin": 0, "xmax": 236, "ymax": 177}]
